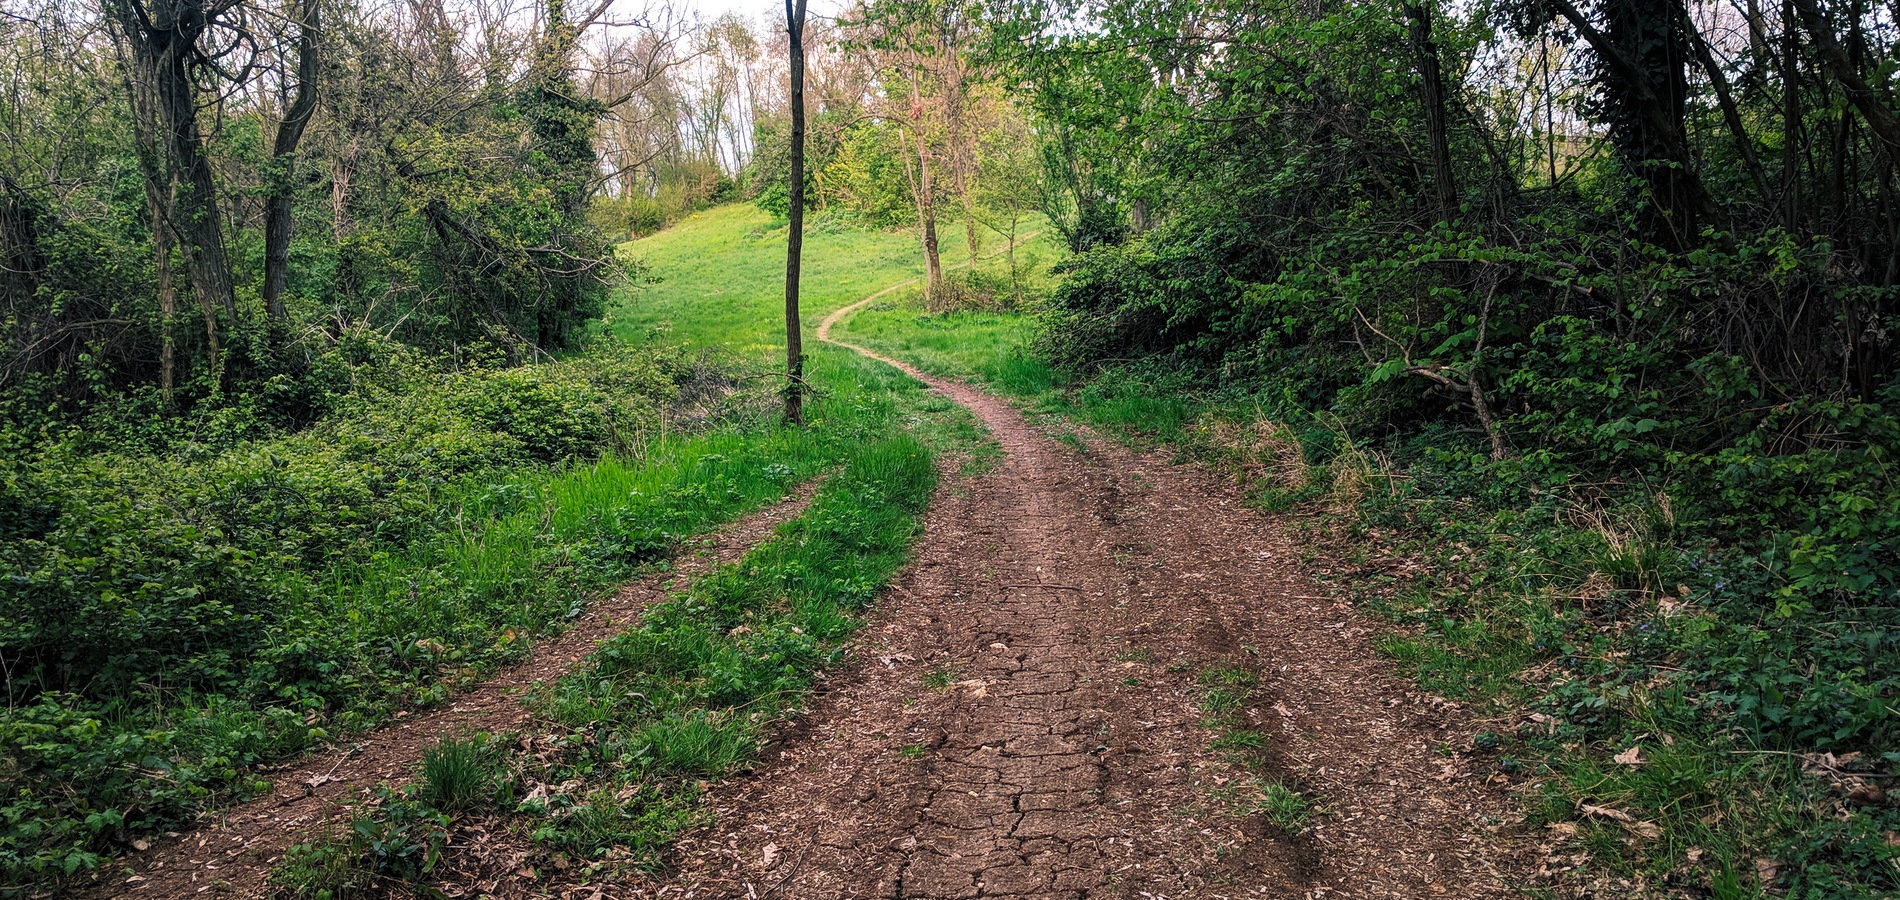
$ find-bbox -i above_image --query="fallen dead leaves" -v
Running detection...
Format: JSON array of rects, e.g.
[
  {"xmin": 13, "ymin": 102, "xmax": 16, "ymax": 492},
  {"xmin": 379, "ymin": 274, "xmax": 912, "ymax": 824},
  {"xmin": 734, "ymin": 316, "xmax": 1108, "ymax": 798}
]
[
  {"xmin": 1802, "ymin": 750, "xmax": 1892, "ymax": 809},
  {"xmin": 1574, "ymin": 803, "xmax": 1662, "ymax": 841}
]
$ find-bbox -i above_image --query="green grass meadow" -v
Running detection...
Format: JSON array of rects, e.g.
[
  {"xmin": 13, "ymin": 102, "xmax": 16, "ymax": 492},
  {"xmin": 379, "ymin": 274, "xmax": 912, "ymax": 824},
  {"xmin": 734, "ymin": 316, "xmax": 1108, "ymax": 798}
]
[{"xmin": 611, "ymin": 204, "xmax": 926, "ymax": 351}]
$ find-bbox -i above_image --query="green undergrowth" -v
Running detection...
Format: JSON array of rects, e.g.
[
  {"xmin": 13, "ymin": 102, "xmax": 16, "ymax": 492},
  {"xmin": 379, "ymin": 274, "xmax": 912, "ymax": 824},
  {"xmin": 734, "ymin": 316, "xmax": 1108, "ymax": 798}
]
[
  {"xmin": 3, "ymin": 337, "xmax": 763, "ymax": 888},
  {"xmin": 833, "ymin": 296, "xmax": 1900, "ymax": 896},
  {"xmin": 274, "ymin": 360, "xmax": 965, "ymax": 891}
]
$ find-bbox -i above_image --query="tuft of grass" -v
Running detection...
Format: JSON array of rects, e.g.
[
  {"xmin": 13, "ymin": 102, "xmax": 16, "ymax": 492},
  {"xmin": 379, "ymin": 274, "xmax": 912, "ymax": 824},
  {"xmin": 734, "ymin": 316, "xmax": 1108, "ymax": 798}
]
[
  {"xmin": 1250, "ymin": 779, "xmax": 1315, "ymax": 833},
  {"xmin": 1200, "ymin": 688, "xmax": 1246, "ymax": 717},
  {"xmin": 924, "ymin": 669, "xmax": 958, "ymax": 690},
  {"xmin": 634, "ymin": 711, "xmax": 759, "ymax": 775},
  {"xmin": 418, "ymin": 732, "xmax": 507, "ymax": 812},
  {"xmin": 1196, "ymin": 664, "xmax": 1259, "ymax": 729},
  {"xmin": 1207, "ymin": 775, "xmax": 1319, "ymax": 834},
  {"xmin": 1114, "ymin": 645, "xmax": 1155, "ymax": 662},
  {"xmin": 1210, "ymin": 729, "xmax": 1265, "ymax": 753}
]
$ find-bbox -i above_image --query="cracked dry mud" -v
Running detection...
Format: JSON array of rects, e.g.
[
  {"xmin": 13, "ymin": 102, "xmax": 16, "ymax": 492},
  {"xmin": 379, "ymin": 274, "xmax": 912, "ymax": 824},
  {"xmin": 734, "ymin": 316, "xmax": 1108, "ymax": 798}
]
[{"xmin": 567, "ymin": 310, "xmax": 1535, "ymax": 898}]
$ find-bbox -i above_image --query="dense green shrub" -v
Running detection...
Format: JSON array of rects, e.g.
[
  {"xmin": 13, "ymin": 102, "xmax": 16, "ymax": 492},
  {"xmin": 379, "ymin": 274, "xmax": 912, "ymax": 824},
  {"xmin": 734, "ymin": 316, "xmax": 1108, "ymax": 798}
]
[
  {"xmin": 1, "ymin": 340, "xmax": 677, "ymax": 704},
  {"xmin": 1018, "ymin": 24, "xmax": 1900, "ymax": 878}
]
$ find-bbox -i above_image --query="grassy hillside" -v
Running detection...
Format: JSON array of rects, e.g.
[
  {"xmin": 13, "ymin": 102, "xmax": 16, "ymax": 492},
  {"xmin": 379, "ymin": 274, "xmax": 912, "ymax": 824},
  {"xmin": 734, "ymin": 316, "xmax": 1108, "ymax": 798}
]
[{"xmin": 611, "ymin": 204, "xmax": 926, "ymax": 352}]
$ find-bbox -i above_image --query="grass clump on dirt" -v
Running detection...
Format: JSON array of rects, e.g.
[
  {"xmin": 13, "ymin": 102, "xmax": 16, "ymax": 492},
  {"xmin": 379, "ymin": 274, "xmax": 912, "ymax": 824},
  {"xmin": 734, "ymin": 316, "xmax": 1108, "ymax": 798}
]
[
  {"xmin": 418, "ymin": 733, "xmax": 510, "ymax": 813},
  {"xmin": 1249, "ymin": 780, "xmax": 1315, "ymax": 833}
]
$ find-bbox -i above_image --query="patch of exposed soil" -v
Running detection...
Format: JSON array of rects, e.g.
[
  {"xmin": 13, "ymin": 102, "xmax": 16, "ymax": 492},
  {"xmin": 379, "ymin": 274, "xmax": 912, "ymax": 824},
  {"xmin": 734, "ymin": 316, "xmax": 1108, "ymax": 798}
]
[
  {"xmin": 516, "ymin": 301, "xmax": 1538, "ymax": 897},
  {"xmin": 83, "ymin": 489, "xmax": 818, "ymax": 899}
]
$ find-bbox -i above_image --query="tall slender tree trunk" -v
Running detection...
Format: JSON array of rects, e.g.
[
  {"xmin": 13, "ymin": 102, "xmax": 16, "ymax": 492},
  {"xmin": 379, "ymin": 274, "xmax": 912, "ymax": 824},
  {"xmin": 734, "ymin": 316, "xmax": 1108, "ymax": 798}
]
[
  {"xmin": 333, "ymin": 137, "xmax": 358, "ymax": 238},
  {"xmin": 264, "ymin": 0, "xmax": 321, "ymax": 324},
  {"xmin": 907, "ymin": 67, "xmax": 944, "ymax": 310},
  {"xmin": 942, "ymin": 46, "xmax": 979, "ymax": 262},
  {"xmin": 132, "ymin": 114, "xmax": 218, "ymax": 383},
  {"xmin": 1406, "ymin": 1, "xmax": 1458, "ymax": 221},
  {"xmin": 168, "ymin": 107, "xmax": 238, "ymax": 327},
  {"xmin": 957, "ymin": 168, "xmax": 979, "ymax": 262},
  {"xmin": 148, "ymin": 192, "xmax": 176, "ymax": 413},
  {"xmin": 783, "ymin": 0, "xmax": 808, "ymax": 425},
  {"xmin": 1784, "ymin": 0, "xmax": 1805, "ymax": 231}
]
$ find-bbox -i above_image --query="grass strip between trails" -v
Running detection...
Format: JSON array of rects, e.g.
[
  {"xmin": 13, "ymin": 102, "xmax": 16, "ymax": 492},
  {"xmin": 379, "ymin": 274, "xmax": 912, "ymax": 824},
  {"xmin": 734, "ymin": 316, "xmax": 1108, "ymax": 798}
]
[{"xmin": 274, "ymin": 414, "xmax": 943, "ymax": 892}]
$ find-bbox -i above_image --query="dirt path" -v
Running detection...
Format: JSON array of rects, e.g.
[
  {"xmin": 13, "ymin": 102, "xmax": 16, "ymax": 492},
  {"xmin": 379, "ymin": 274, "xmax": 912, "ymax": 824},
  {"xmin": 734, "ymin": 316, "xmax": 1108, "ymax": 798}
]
[
  {"xmin": 532, "ymin": 298, "xmax": 1537, "ymax": 897},
  {"xmin": 86, "ymin": 489, "xmax": 818, "ymax": 899}
]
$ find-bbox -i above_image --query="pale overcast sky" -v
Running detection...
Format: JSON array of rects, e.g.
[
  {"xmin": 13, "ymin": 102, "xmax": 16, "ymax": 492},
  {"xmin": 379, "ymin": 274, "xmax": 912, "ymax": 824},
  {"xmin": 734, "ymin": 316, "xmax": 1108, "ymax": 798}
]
[{"xmin": 617, "ymin": 0, "xmax": 842, "ymax": 29}]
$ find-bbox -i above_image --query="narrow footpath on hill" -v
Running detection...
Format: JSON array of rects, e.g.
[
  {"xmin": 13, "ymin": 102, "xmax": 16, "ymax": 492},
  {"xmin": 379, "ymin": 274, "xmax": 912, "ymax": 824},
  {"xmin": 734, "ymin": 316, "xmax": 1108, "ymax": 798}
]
[{"xmin": 547, "ymin": 293, "xmax": 1537, "ymax": 898}]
